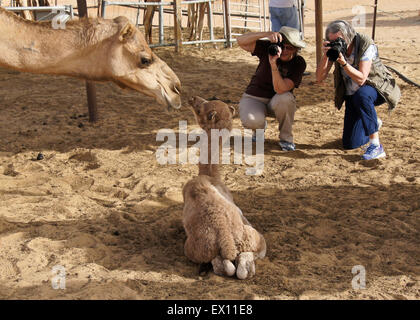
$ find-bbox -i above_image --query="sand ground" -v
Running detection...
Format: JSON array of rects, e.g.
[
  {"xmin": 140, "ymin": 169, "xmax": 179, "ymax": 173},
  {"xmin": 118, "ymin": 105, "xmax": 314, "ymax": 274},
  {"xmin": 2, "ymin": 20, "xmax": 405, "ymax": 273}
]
[{"xmin": 0, "ymin": 1, "xmax": 419, "ymax": 299}]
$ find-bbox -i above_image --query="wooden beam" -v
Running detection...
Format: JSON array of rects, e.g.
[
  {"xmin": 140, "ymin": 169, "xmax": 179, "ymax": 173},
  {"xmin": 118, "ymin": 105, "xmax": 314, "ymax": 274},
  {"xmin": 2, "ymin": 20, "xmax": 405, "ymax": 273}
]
[
  {"xmin": 77, "ymin": 0, "xmax": 98, "ymax": 123},
  {"xmin": 174, "ymin": 0, "xmax": 182, "ymax": 53},
  {"xmin": 315, "ymin": 0, "xmax": 323, "ymax": 67},
  {"xmin": 224, "ymin": 0, "xmax": 232, "ymax": 48}
]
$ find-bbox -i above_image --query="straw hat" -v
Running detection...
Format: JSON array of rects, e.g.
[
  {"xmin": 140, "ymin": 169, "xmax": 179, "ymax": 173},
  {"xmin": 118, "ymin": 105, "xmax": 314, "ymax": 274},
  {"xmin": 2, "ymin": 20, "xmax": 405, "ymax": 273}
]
[{"xmin": 279, "ymin": 26, "xmax": 306, "ymax": 49}]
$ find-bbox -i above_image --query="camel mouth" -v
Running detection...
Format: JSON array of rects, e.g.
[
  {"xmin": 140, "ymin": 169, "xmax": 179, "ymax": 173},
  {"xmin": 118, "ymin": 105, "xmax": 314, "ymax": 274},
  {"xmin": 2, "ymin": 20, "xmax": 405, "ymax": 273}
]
[
  {"xmin": 117, "ymin": 77, "xmax": 181, "ymax": 111},
  {"xmin": 165, "ymin": 94, "xmax": 179, "ymax": 112},
  {"xmin": 158, "ymin": 80, "xmax": 182, "ymax": 111}
]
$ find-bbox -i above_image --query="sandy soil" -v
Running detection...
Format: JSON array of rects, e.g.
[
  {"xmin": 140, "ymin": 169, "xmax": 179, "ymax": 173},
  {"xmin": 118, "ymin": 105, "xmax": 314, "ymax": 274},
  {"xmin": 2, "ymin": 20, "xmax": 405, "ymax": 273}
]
[{"xmin": 0, "ymin": 1, "xmax": 419, "ymax": 299}]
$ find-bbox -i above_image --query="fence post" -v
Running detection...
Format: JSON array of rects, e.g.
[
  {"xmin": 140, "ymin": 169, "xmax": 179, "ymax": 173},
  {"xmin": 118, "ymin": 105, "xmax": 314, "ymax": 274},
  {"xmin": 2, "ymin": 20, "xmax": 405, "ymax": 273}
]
[
  {"xmin": 208, "ymin": 0, "xmax": 214, "ymax": 43},
  {"xmin": 77, "ymin": 0, "xmax": 99, "ymax": 122},
  {"xmin": 101, "ymin": 0, "xmax": 107, "ymax": 18},
  {"xmin": 159, "ymin": 3, "xmax": 164, "ymax": 44},
  {"xmin": 223, "ymin": 0, "xmax": 231, "ymax": 48},
  {"xmin": 315, "ymin": 0, "xmax": 323, "ymax": 68},
  {"xmin": 174, "ymin": 0, "xmax": 182, "ymax": 52},
  {"xmin": 372, "ymin": 0, "xmax": 378, "ymax": 40}
]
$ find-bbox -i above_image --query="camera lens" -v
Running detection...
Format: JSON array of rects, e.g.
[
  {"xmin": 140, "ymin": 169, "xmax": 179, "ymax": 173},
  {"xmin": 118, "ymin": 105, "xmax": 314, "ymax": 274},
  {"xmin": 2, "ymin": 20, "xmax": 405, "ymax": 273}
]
[
  {"xmin": 268, "ymin": 44, "xmax": 279, "ymax": 56},
  {"xmin": 327, "ymin": 48, "xmax": 340, "ymax": 61},
  {"xmin": 326, "ymin": 38, "xmax": 347, "ymax": 62}
]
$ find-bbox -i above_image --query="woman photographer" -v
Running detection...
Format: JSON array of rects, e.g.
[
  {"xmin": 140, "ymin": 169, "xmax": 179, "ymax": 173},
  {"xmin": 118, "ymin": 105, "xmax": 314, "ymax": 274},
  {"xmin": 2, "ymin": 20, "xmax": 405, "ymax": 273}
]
[
  {"xmin": 237, "ymin": 27, "xmax": 306, "ymax": 151},
  {"xmin": 316, "ymin": 20, "xmax": 400, "ymax": 160}
]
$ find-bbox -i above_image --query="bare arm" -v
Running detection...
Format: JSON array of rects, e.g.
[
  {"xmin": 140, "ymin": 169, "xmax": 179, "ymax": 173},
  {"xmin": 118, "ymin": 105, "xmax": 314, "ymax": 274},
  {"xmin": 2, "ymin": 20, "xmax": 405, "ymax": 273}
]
[
  {"xmin": 316, "ymin": 41, "xmax": 334, "ymax": 83},
  {"xmin": 269, "ymin": 52, "xmax": 295, "ymax": 94},
  {"xmin": 338, "ymin": 53, "xmax": 372, "ymax": 86},
  {"xmin": 237, "ymin": 31, "xmax": 282, "ymax": 53}
]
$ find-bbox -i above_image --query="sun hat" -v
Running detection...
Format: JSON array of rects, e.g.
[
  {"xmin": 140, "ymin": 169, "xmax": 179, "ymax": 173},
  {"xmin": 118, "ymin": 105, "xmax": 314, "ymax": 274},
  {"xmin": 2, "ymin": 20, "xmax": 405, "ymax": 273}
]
[{"xmin": 279, "ymin": 26, "xmax": 306, "ymax": 49}]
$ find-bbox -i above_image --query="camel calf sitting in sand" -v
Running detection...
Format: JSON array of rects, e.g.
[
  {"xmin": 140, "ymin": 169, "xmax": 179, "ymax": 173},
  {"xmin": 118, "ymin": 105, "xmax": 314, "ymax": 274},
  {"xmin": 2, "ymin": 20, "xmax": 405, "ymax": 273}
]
[{"xmin": 182, "ymin": 96, "xmax": 266, "ymax": 279}]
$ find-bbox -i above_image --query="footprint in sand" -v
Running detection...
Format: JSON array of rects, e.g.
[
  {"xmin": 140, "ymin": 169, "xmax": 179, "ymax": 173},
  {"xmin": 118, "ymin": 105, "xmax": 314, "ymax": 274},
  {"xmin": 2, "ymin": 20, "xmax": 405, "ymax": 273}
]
[
  {"xmin": 67, "ymin": 176, "xmax": 95, "ymax": 192},
  {"xmin": 3, "ymin": 164, "xmax": 19, "ymax": 177},
  {"xmin": 69, "ymin": 151, "xmax": 101, "ymax": 170}
]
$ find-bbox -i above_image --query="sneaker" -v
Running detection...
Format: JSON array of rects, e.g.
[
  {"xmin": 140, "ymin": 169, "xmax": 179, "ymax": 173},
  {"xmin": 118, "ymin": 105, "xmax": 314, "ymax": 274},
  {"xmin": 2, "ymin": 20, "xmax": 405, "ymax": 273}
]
[
  {"xmin": 377, "ymin": 118, "xmax": 383, "ymax": 131},
  {"xmin": 279, "ymin": 140, "xmax": 296, "ymax": 151},
  {"xmin": 362, "ymin": 143, "xmax": 386, "ymax": 160},
  {"xmin": 252, "ymin": 120, "xmax": 267, "ymax": 142}
]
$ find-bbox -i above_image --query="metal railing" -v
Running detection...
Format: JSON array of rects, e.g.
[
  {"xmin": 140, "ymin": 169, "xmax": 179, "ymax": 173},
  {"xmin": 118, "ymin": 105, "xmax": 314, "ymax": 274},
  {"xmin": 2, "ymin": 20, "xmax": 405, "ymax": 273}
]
[
  {"xmin": 4, "ymin": 5, "xmax": 74, "ymax": 22},
  {"xmin": 100, "ymin": 0, "xmax": 247, "ymax": 50}
]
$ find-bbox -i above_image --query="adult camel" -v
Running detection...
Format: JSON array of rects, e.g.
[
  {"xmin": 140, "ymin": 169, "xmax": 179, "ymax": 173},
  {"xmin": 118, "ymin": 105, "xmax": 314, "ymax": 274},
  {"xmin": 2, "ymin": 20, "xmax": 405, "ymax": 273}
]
[{"xmin": 0, "ymin": 7, "xmax": 181, "ymax": 110}]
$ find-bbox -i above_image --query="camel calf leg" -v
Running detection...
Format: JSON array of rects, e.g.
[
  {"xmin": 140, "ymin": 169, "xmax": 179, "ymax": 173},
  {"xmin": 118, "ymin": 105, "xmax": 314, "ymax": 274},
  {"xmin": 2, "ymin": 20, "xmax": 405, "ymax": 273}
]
[{"xmin": 235, "ymin": 252, "xmax": 256, "ymax": 280}]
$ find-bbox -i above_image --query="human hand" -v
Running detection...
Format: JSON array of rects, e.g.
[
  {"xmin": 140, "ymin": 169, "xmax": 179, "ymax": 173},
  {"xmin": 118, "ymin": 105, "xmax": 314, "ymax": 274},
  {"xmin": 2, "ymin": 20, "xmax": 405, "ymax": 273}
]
[
  {"xmin": 269, "ymin": 50, "xmax": 281, "ymax": 68},
  {"xmin": 322, "ymin": 41, "xmax": 330, "ymax": 55},
  {"xmin": 267, "ymin": 32, "xmax": 282, "ymax": 44},
  {"xmin": 337, "ymin": 52, "xmax": 347, "ymax": 66}
]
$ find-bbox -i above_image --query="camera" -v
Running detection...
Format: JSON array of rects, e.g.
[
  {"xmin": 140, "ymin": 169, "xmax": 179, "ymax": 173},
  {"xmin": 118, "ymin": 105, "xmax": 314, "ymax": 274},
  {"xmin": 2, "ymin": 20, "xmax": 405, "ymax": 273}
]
[
  {"xmin": 268, "ymin": 41, "xmax": 285, "ymax": 56},
  {"xmin": 326, "ymin": 37, "xmax": 347, "ymax": 62}
]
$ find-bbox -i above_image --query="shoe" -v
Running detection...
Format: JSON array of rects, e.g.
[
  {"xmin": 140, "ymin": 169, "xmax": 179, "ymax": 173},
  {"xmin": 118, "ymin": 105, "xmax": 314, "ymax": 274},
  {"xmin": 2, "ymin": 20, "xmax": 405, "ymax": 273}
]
[
  {"xmin": 362, "ymin": 143, "xmax": 386, "ymax": 160},
  {"xmin": 279, "ymin": 140, "xmax": 296, "ymax": 151},
  {"xmin": 252, "ymin": 120, "xmax": 267, "ymax": 142},
  {"xmin": 377, "ymin": 118, "xmax": 383, "ymax": 131}
]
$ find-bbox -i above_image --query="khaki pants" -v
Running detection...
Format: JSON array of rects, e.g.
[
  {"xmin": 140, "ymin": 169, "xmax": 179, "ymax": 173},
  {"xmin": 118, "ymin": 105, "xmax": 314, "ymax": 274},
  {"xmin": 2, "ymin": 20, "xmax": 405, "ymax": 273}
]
[{"xmin": 239, "ymin": 92, "xmax": 297, "ymax": 143}]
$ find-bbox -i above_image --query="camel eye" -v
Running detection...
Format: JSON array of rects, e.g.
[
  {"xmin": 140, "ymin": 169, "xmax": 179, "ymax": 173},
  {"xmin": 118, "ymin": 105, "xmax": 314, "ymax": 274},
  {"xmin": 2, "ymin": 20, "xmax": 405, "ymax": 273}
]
[{"xmin": 140, "ymin": 57, "xmax": 152, "ymax": 67}]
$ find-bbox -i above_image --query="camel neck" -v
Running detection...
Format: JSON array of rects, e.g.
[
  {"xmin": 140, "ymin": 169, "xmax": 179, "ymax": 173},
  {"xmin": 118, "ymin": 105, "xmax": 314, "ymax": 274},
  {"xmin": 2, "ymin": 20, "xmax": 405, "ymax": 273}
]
[
  {"xmin": 198, "ymin": 130, "xmax": 221, "ymax": 180},
  {"xmin": 0, "ymin": 9, "xmax": 112, "ymax": 78},
  {"xmin": 198, "ymin": 163, "xmax": 221, "ymax": 180}
]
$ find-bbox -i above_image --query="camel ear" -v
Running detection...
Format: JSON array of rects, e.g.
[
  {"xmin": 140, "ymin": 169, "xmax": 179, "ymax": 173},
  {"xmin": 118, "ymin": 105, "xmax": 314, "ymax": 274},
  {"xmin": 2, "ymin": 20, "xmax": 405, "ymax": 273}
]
[
  {"xmin": 119, "ymin": 23, "xmax": 135, "ymax": 43},
  {"xmin": 208, "ymin": 111, "xmax": 218, "ymax": 122},
  {"xmin": 229, "ymin": 105, "xmax": 236, "ymax": 116}
]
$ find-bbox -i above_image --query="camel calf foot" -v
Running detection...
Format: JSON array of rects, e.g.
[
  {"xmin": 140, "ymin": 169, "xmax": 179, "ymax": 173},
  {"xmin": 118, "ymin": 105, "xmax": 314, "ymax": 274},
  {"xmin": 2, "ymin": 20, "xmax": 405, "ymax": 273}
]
[
  {"xmin": 235, "ymin": 252, "xmax": 255, "ymax": 280},
  {"xmin": 211, "ymin": 256, "xmax": 236, "ymax": 277}
]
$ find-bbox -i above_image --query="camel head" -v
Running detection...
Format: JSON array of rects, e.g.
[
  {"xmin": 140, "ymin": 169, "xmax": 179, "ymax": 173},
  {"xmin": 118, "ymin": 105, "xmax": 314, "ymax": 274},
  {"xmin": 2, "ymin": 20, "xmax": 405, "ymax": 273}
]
[
  {"xmin": 108, "ymin": 17, "xmax": 181, "ymax": 110},
  {"xmin": 188, "ymin": 96, "xmax": 235, "ymax": 132}
]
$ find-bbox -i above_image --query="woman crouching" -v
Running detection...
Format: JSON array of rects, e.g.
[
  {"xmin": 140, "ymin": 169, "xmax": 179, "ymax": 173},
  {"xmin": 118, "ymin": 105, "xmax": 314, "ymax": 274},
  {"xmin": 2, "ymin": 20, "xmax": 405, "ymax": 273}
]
[{"xmin": 316, "ymin": 20, "xmax": 401, "ymax": 160}]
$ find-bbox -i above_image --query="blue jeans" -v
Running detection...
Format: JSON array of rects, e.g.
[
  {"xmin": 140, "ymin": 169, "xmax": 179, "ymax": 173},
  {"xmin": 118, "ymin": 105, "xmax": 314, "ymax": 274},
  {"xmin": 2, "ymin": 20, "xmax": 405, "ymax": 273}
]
[
  {"xmin": 269, "ymin": 6, "xmax": 300, "ymax": 31},
  {"xmin": 343, "ymin": 85, "xmax": 385, "ymax": 149}
]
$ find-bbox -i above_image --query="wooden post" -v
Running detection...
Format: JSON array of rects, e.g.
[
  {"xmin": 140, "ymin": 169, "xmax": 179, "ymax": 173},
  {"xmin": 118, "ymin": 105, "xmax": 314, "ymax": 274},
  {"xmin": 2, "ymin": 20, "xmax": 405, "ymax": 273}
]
[
  {"xmin": 174, "ymin": 0, "xmax": 182, "ymax": 53},
  {"xmin": 77, "ymin": 0, "xmax": 98, "ymax": 122},
  {"xmin": 315, "ymin": 0, "xmax": 323, "ymax": 67},
  {"xmin": 372, "ymin": 0, "xmax": 378, "ymax": 40},
  {"xmin": 224, "ymin": 0, "xmax": 232, "ymax": 48}
]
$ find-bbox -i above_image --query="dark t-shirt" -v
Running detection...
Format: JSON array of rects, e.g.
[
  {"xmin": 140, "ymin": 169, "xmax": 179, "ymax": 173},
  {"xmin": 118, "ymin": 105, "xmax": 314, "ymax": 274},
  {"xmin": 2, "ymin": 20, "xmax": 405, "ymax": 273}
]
[{"xmin": 245, "ymin": 40, "xmax": 307, "ymax": 98}]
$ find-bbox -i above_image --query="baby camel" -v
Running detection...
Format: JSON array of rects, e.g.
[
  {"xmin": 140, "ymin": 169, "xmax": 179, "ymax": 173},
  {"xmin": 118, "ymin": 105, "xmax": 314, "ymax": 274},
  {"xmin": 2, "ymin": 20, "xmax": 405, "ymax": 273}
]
[{"xmin": 182, "ymin": 96, "xmax": 266, "ymax": 279}]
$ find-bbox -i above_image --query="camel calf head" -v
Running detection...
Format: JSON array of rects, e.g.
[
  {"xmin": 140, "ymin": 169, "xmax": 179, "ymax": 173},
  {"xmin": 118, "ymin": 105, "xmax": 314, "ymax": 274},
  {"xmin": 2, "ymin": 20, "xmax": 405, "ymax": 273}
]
[
  {"xmin": 109, "ymin": 17, "xmax": 181, "ymax": 110},
  {"xmin": 188, "ymin": 96, "xmax": 235, "ymax": 131}
]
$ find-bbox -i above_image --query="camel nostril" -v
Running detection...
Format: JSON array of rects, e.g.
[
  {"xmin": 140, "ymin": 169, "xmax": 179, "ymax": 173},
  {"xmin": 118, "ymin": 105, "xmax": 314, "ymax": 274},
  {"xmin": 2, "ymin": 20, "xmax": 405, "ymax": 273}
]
[{"xmin": 174, "ymin": 84, "xmax": 181, "ymax": 95}]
